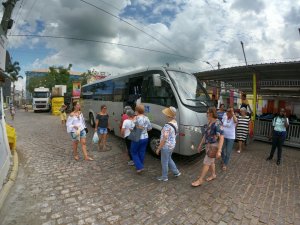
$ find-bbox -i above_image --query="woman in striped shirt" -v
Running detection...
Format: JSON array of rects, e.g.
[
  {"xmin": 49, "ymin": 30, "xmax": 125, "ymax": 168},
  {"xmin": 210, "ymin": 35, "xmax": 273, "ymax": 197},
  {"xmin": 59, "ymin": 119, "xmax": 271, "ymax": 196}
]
[{"xmin": 236, "ymin": 107, "xmax": 251, "ymax": 153}]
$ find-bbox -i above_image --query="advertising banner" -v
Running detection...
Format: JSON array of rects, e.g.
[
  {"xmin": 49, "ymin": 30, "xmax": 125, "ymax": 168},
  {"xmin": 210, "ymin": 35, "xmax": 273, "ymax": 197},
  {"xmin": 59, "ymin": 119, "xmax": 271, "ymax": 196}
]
[{"xmin": 72, "ymin": 81, "xmax": 81, "ymax": 97}]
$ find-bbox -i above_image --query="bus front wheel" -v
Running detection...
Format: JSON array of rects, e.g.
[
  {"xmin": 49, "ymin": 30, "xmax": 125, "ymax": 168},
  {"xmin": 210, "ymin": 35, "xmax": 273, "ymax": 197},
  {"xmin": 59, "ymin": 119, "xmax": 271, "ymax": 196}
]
[
  {"xmin": 148, "ymin": 131, "xmax": 160, "ymax": 157},
  {"xmin": 89, "ymin": 113, "xmax": 95, "ymax": 128}
]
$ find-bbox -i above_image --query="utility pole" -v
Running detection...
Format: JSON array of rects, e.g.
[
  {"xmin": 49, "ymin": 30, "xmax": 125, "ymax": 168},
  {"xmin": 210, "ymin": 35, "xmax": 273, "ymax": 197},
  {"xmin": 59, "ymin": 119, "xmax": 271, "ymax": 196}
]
[
  {"xmin": 1, "ymin": 0, "xmax": 19, "ymax": 35},
  {"xmin": 240, "ymin": 41, "xmax": 248, "ymax": 66}
]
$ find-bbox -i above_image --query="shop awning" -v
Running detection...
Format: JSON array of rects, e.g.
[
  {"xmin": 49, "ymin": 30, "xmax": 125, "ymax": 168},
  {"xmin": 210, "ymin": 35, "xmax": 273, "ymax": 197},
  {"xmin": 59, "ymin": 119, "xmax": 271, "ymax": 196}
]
[{"xmin": 194, "ymin": 61, "xmax": 300, "ymax": 97}]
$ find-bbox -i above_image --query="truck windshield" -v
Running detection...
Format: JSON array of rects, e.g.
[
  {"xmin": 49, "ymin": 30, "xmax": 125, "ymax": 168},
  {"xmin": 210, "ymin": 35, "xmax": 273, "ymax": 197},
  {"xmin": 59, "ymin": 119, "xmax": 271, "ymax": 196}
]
[
  {"xmin": 167, "ymin": 70, "xmax": 211, "ymax": 107},
  {"xmin": 33, "ymin": 92, "xmax": 49, "ymax": 98}
]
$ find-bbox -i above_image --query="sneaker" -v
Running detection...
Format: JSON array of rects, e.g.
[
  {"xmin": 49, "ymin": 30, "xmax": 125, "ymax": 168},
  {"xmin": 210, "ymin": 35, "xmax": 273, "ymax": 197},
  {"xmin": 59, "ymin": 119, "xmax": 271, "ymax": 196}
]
[
  {"xmin": 127, "ymin": 160, "xmax": 134, "ymax": 166},
  {"xmin": 157, "ymin": 176, "xmax": 168, "ymax": 182},
  {"xmin": 174, "ymin": 172, "xmax": 181, "ymax": 177}
]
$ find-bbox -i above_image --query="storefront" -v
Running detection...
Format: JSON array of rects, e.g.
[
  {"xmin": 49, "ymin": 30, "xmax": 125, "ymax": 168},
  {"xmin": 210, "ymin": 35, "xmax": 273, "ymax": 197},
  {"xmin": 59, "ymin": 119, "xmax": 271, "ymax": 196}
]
[{"xmin": 195, "ymin": 61, "xmax": 300, "ymax": 148}]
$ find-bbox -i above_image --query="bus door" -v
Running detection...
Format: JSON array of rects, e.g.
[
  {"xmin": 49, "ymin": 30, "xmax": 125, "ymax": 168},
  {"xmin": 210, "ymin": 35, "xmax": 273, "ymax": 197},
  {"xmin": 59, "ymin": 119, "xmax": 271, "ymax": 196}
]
[{"xmin": 127, "ymin": 76, "xmax": 143, "ymax": 110}]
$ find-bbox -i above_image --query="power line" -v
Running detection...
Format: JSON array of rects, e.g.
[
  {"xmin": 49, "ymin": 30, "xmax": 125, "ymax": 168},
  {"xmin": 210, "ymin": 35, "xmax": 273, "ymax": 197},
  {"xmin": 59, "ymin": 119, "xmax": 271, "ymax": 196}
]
[
  {"xmin": 23, "ymin": 0, "xmax": 38, "ymax": 23},
  {"xmin": 78, "ymin": 0, "xmax": 179, "ymax": 54},
  {"xmin": 95, "ymin": 0, "xmax": 121, "ymax": 11},
  {"xmin": 8, "ymin": 33, "xmax": 205, "ymax": 62}
]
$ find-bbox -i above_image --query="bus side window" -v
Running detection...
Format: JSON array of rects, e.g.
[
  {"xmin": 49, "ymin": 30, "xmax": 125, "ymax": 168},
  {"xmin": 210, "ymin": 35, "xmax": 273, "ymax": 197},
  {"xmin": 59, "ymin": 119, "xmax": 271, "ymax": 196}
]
[
  {"xmin": 144, "ymin": 72, "xmax": 177, "ymax": 108},
  {"xmin": 113, "ymin": 78, "xmax": 127, "ymax": 102}
]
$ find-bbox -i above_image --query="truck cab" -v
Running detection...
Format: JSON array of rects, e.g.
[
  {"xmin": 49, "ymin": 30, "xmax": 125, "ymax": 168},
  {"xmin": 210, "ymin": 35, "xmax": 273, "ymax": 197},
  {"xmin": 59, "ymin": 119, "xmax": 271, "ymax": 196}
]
[{"xmin": 32, "ymin": 87, "xmax": 51, "ymax": 112}]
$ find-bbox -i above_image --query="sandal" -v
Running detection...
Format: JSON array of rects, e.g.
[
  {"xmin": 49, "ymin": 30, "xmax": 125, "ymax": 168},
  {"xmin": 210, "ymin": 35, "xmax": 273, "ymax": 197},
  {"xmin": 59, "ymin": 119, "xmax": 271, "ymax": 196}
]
[
  {"xmin": 191, "ymin": 179, "xmax": 204, "ymax": 187},
  {"xmin": 222, "ymin": 165, "xmax": 227, "ymax": 171},
  {"xmin": 74, "ymin": 155, "xmax": 79, "ymax": 161},
  {"xmin": 206, "ymin": 175, "xmax": 217, "ymax": 182},
  {"xmin": 237, "ymin": 150, "xmax": 241, "ymax": 153},
  {"xmin": 85, "ymin": 157, "xmax": 94, "ymax": 161}
]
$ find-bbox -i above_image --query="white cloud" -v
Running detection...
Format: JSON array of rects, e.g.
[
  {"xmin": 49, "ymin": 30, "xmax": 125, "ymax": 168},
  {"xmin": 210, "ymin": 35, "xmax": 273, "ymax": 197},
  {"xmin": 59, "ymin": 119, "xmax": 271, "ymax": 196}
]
[{"xmin": 4, "ymin": 0, "xmax": 300, "ymax": 74}]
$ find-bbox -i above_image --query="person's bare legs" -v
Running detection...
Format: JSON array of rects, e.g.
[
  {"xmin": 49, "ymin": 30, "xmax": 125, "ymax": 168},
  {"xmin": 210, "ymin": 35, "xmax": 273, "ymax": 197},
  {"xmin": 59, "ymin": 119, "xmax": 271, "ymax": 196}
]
[
  {"xmin": 98, "ymin": 134, "xmax": 104, "ymax": 150},
  {"xmin": 192, "ymin": 164, "xmax": 210, "ymax": 186},
  {"xmin": 81, "ymin": 137, "xmax": 93, "ymax": 160},
  {"xmin": 237, "ymin": 141, "xmax": 243, "ymax": 153},
  {"xmin": 72, "ymin": 141, "xmax": 79, "ymax": 160},
  {"xmin": 102, "ymin": 133, "xmax": 108, "ymax": 150},
  {"xmin": 206, "ymin": 163, "xmax": 217, "ymax": 181}
]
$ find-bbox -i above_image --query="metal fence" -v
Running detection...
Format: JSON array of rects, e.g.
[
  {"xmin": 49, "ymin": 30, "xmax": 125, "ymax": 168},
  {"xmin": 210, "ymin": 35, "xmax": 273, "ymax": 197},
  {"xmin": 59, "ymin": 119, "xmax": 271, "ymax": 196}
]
[{"xmin": 254, "ymin": 119, "xmax": 300, "ymax": 148}]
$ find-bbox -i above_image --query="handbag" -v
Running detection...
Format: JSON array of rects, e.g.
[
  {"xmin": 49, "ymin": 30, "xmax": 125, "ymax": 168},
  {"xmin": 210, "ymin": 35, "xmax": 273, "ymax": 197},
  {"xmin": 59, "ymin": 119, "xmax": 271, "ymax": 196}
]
[
  {"xmin": 127, "ymin": 118, "xmax": 144, "ymax": 142},
  {"xmin": 206, "ymin": 143, "xmax": 219, "ymax": 158}
]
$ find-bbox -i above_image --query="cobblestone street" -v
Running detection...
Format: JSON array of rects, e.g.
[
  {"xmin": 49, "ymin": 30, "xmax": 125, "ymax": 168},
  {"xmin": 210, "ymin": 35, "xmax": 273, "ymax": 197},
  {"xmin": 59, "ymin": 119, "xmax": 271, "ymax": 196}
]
[{"xmin": 0, "ymin": 110, "xmax": 299, "ymax": 225}]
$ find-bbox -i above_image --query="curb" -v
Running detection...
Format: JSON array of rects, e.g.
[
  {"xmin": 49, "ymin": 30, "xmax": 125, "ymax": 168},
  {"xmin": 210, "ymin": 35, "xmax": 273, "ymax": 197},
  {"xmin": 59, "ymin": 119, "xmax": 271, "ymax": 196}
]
[{"xmin": 0, "ymin": 150, "xmax": 19, "ymax": 211}]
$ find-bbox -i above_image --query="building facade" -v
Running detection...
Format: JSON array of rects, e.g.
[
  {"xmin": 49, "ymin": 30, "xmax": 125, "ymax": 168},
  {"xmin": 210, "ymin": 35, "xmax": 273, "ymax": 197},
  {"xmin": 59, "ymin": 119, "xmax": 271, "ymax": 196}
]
[{"xmin": 25, "ymin": 69, "xmax": 82, "ymax": 99}]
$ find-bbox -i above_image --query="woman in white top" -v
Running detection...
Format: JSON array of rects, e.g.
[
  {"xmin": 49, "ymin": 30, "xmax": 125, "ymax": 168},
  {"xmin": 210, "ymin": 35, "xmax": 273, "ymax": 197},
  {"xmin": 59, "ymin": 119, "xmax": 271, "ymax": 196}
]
[
  {"xmin": 121, "ymin": 109, "xmax": 135, "ymax": 166},
  {"xmin": 266, "ymin": 108, "xmax": 289, "ymax": 165},
  {"xmin": 221, "ymin": 107, "xmax": 237, "ymax": 171},
  {"xmin": 66, "ymin": 101, "xmax": 93, "ymax": 161}
]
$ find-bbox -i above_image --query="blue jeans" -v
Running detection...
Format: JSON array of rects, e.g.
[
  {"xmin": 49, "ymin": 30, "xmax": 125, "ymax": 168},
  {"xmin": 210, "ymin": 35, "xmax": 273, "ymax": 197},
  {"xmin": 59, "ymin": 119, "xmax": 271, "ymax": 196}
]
[
  {"xmin": 161, "ymin": 148, "xmax": 179, "ymax": 179},
  {"xmin": 221, "ymin": 138, "xmax": 235, "ymax": 165},
  {"xmin": 130, "ymin": 138, "xmax": 148, "ymax": 170},
  {"xmin": 269, "ymin": 131, "xmax": 286, "ymax": 161}
]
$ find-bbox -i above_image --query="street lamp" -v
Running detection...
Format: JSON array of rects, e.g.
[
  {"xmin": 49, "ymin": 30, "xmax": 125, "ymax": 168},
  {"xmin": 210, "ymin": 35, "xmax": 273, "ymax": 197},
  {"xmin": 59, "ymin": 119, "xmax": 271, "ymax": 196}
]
[{"xmin": 205, "ymin": 61, "xmax": 215, "ymax": 70}]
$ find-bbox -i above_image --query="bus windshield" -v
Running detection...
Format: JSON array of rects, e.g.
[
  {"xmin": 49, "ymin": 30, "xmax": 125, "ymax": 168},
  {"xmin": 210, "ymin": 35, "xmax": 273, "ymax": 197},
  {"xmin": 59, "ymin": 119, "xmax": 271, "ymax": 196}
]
[
  {"xmin": 167, "ymin": 70, "xmax": 210, "ymax": 107},
  {"xmin": 33, "ymin": 92, "xmax": 49, "ymax": 98}
]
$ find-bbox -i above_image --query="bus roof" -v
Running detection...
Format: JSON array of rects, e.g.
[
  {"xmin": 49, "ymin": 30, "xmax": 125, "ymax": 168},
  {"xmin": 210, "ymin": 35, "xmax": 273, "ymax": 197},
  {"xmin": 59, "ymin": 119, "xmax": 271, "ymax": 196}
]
[{"xmin": 82, "ymin": 67, "xmax": 188, "ymax": 87}]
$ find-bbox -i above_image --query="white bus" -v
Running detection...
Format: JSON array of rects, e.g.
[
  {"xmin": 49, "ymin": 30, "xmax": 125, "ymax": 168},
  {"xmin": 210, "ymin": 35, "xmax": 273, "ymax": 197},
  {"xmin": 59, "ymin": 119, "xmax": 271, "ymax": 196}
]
[{"xmin": 81, "ymin": 67, "xmax": 211, "ymax": 156}]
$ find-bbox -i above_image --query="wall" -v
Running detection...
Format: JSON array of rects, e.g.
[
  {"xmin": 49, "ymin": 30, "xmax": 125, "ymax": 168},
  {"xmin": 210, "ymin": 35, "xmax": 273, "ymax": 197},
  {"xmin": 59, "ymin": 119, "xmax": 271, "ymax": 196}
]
[{"xmin": 0, "ymin": 88, "xmax": 11, "ymax": 191}]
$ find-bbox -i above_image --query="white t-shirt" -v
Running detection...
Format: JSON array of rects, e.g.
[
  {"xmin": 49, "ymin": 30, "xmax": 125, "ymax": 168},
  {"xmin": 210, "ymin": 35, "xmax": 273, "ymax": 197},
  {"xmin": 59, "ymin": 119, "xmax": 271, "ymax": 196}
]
[
  {"xmin": 222, "ymin": 115, "xmax": 236, "ymax": 139},
  {"xmin": 122, "ymin": 119, "xmax": 135, "ymax": 138},
  {"xmin": 273, "ymin": 116, "xmax": 289, "ymax": 132}
]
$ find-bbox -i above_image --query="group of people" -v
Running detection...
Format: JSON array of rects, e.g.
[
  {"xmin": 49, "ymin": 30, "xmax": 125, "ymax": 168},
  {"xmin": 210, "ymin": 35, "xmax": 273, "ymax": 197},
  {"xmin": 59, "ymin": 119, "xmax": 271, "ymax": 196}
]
[
  {"xmin": 65, "ymin": 99, "xmax": 289, "ymax": 186},
  {"xmin": 65, "ymin": 101, "xmax": 180, "ymax": 181}
]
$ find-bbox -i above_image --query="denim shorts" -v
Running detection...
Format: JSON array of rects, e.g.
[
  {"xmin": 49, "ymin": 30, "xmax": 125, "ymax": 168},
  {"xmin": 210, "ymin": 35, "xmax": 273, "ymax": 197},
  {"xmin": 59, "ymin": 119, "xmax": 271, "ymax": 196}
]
[
  {"xmin": 71, "ymin": 129, "xmax": 87, "ymax": 141},
  {"xmin": 97, "ymin": 127, "xmax": 108, "ymax": 135}
]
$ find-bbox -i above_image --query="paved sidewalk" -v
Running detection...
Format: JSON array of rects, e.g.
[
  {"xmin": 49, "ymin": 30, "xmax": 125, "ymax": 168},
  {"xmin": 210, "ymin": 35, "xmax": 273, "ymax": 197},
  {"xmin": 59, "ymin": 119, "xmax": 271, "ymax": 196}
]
[{"xmin": 0, "ymin": 110, "xmax": 299, "ymax": 225}]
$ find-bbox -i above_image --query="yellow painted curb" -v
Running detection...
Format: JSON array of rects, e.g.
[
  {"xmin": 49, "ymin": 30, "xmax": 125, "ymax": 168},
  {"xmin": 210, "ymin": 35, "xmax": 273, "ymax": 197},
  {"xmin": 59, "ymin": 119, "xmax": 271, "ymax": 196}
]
[{"xmin": 0, "ymin": 150, "xmax": 19, "ymax": 211}]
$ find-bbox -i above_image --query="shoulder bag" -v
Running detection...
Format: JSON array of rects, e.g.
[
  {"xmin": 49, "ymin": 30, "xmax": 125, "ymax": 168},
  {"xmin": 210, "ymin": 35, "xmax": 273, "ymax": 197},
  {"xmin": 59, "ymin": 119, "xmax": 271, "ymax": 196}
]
[
  {"xmin": 206, "ymin": 143, "xmax": 218, "ymax": 158},
  {"xmin": 127, "ymin": 117, "xmax": 144, "ymax": 142}
]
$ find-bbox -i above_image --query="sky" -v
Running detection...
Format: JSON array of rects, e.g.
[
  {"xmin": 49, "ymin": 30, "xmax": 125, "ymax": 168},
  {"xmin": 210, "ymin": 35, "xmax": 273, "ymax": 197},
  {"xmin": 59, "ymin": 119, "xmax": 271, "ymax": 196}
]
[{"xmin": 1, "ymin": 0, "xmax": 300, "ymax": 90}]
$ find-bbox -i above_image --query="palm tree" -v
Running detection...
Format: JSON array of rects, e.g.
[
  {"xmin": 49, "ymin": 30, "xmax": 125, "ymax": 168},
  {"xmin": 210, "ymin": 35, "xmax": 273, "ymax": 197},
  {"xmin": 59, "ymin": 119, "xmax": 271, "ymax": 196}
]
[{"xmin": 7, "ymin": 61, "xmax": 22, "ymax": 104}]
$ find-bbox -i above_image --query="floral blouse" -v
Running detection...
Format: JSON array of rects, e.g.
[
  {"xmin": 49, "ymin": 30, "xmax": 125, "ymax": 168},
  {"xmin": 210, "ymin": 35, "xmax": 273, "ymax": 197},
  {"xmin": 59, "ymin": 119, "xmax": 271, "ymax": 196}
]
[{"xmin": 204, "ymin": 120, "xmax": 224, "ymax": 144}]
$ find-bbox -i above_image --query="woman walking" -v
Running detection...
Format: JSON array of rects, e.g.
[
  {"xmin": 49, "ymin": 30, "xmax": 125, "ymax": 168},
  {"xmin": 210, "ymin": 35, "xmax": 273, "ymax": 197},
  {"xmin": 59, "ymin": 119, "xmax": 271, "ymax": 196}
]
[
  {"xmin": 66, "ymin": 101, "xmax": 93, "ymax": 161},
  {"xmin": 95, "ymin": 105, "xmax": 110, "ymax": 151},
  {"xmin": 266, "ymin": 108, "xmax": 289, "ymax": 165},
  {"xmin": 130, "ymin": 104, "xmax": 152, "ymax": 173},
  {"xmin": 236, "ymin": 107, "xmax": 251, "ymax": 153},
  {"xmin": 59, "ymin": 104, "xmax": 67, "ymax": 125},
  {"xmin": 121, "ymin": 109, "xmax": 135, "ymax": 166},
  {"xmin": 156, "ymin": 107, "xmax": 181, "ymax": 182},
  {"xmin": 221, "ymin": 107, "xmax": 237, "ymax": 171},
  {"xmin": 192, "ymin": 107, "xmax": 224, "ymax": 187}
]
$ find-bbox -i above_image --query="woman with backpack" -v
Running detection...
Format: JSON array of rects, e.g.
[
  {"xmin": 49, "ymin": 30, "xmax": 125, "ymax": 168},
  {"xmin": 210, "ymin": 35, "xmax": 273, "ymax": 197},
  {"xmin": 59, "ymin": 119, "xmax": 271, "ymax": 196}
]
[
  {"xmin": 130, "ymin": 104, "xmax": 152, "ymax": 173},
  {"xmin": 156, "ymin": 107, "xmax": 181, "ymax": 182}
]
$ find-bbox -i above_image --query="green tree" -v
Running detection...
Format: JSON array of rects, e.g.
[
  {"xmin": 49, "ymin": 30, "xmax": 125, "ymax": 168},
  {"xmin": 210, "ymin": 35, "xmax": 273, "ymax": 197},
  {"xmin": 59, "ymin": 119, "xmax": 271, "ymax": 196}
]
[
  {"xmin": 80, "ymin": 70, "xmax": 94, "ymax": 86},
  {"xmin": 7, "ymin": 61, "xmax": 22, "ymax": 103}
]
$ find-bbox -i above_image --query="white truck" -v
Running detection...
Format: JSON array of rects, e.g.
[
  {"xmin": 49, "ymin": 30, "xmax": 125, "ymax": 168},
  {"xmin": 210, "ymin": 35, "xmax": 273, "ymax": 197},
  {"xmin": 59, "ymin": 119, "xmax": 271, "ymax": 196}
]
[{"xmin": 32, "ymin": 87, "xmax": 51, "ymax": 112}]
